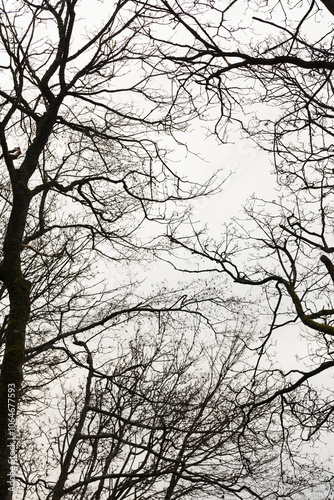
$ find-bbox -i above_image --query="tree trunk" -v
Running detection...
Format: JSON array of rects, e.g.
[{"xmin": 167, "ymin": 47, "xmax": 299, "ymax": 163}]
[
  {"xmin": 0, "ymin": 182, "xmax": 31, "ymax": 498},
  {"xmin": 0, "ymin": 99, "xmax": 60, "ymax": 496}
]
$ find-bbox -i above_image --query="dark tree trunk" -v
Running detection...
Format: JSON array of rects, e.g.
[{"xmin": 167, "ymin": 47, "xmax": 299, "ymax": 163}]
[
  {"xmin": 0, "ymin": 101, "xmax": 60, "ymax": 497},
  {"xmin": 0, "ymin": 180, "xmax": 31, "ymax": 498}
]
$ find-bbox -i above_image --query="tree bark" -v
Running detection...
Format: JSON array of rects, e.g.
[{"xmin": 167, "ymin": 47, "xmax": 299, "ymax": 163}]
[
  {"xmin": 0, "ymin": 98, "xmax": 61, "ymax": 496},
  {"xmin": 0, "ymin": 271, "xmax": 30, "ymax": 499},
  {"xmin": 0, "ymin": 180, "xmax": 31, "ymax": 499}
]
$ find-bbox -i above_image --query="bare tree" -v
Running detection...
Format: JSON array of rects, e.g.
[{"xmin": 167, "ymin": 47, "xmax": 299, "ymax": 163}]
[
  {"xmin": 146, "ymin": 0, "xmax": 334, "ymax": 492},
  {"xmin": 17, "ymin": 296, "xmax": 327, "ymax": 500},
  {"xmin": 0, "ymin": 0, "xmax": 212, "ymax": 497},
  {"xmin": 1, "ymin": 0, "xmax": 333, "ymax": 498}
]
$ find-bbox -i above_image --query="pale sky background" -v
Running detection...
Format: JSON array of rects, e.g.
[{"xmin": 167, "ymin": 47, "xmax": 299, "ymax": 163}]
[{"xmin": 15, "ymin": 0, "xmax": 331, "ymax": 493}]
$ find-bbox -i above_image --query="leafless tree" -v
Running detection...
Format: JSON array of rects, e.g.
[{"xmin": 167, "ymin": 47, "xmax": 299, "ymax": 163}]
[
  {"xmin": 1, "ymin": 0, "xmax": 333, "ymax": 499},
  {"xmin": 17, "ymin": 297, "xmax": 327, "ymax": 500},
  {"xmin": 0, "ymin": 0, "xmax": 212, "ymax": 497},
  {"xmin": 146, "ymin": 0, "xmax": 334, "ymax": 494}
]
